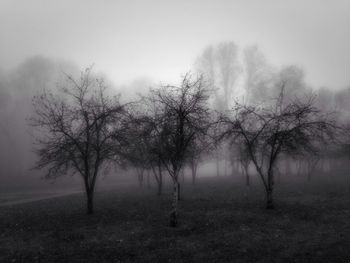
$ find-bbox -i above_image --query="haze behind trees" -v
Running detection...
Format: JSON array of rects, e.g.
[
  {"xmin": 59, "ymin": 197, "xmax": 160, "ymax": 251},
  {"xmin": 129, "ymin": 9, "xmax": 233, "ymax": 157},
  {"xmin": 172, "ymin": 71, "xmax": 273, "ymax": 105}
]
[
  {"xmin": 1, "ymin": 41, "xmax": 350, "ymax": 227},
  {"xmin": 1, "ymin": 42, "xmax": 350, "ymax": 189}
]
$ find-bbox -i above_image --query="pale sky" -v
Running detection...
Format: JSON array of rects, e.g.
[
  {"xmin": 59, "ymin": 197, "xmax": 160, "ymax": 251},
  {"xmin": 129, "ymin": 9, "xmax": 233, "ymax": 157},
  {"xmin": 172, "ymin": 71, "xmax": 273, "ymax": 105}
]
[{"xmin": 0, "ymin": 0, "xmax": 349, "ymax": 89}]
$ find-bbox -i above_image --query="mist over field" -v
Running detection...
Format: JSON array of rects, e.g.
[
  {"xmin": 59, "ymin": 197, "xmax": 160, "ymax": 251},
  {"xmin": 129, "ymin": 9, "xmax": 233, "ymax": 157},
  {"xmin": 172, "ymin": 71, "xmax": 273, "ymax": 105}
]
[{"xmin": 1, "ymin": 1, "xmax": 350, "ymax": 262}]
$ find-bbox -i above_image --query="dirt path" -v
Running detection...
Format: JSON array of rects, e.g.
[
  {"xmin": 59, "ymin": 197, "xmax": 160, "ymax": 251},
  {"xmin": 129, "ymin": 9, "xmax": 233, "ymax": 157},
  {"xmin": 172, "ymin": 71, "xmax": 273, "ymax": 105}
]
[
  {"xmin": 0, "ymin": 182, "xmax": 136, "ymax": 207},
  {"xmin": 0, "ymin": 190, "xmax": 82, "ymax": 207}
]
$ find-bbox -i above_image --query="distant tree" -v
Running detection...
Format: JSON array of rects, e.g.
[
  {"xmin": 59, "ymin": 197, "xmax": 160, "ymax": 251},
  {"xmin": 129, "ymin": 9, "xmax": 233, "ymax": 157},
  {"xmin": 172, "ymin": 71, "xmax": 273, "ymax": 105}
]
[
  {"xmin": 148, "ymin": 73, "xmax": 211, "ymax": 227},
  {"xmin": 187, "ymin": 142, "xmax": 202, "ymax": 185},
  {"xmin": 316, "ymin": 87, "xmax": 335, "ymax": 112},
  {"xmin": 196, "ymin": 42, "xmax": 241, "ymax": 176},
  {"xmin": 272, "ymin": 65, "xmax": 311, "ymax": 104},
  {"xmin": 1, "ymin": 57, "xmax": 75, "ymax": 185},
  {"xmin": 186, "ymin": 134, "xmax": 212, "ymax": 185},
  {"xmin": 130, "ymin": 94, "xmax": 171, "ymax": 196},
  {"xmin": 125, "ymin": 115, "xmax": 151, "ymax": 187},
  {"xmin": 196, "ymin": 45, "xmax": 222, "ymax": 177},
  {"xmin": 125, "ymin": 108, "xmax": 166, "ymax": 195},
  {"xmin": 335, "ymin": 123, "xmax": 350, "ymax": 172},
  {"xmin": 334, "ymin": 86, "xmax": 350, "ymax": 123},
  {"xmin": 305, "ymin": 153, "xmax": 321, "ymax": 182},
  {"xmin": 0, "ymin": 85, "xmax": 20, "ymax": 177},
  {"xmin": 243, "ymin": 45, "xmax": 272, "ymax": 105},
  {"xmin": 146, "ymin": 123, "xmax": 166, "ymax": 196},
  {"xmin": 215, "ymin": 42, "xmax": 241, "ymax": 176},
  {"xmin": 220, "ymin": 86, "xmax": 335, "ymax": 209},
  {"xmin": 216, "ymin": 42, "xmax": 241, "ymax": 110},
  {"xmin": 237, "ymin": 141, "xmax": 251, "ymax": 186},
  {"xmin": 31, "ymin": 67, "xmax": 128, "ymax": 214},
  {"xmin": 196, "ymin": 46, "xmax": 216, "ymax": 94},
  {"xmin": 150, "ymin": 156, "xmax": 164, "ymax": 196}
]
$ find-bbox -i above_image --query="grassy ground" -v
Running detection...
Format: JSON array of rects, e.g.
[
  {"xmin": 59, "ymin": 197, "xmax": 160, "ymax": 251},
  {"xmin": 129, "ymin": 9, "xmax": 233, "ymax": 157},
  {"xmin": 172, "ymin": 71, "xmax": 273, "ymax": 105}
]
[{"xmin": 1, "ymin": 176, "xmax": 350, "ymax": 263}]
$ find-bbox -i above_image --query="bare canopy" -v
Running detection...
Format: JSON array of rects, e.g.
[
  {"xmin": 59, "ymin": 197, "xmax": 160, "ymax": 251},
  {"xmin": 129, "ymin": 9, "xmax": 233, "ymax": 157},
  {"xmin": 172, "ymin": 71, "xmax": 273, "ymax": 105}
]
[
  {"xmin": 31, "ymin": 67, "xmax": 129, "ymax": 214},
  {"xmin": 220, "ymin": 86, "xmax": 336, "ymax": 208},
  {"xmin": 146, "ymin": 73, "xmax": 211, "ymax": 227}
]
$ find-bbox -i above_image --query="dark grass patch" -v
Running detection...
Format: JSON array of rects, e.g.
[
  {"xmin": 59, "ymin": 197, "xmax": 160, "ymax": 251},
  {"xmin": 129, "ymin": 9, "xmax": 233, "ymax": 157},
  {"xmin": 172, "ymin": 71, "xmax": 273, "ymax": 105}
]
[{"xmin": 1, "ymin": 176, "xmax": 350, "ymax": 262}]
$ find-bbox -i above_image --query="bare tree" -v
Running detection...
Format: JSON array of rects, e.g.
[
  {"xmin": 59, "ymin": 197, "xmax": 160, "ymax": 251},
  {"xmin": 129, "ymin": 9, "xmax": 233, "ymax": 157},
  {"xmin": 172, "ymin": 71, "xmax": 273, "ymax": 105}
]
[
  {"xmin": 305, "ymin": 154, "xmax": 320, "ymax": 182},
  {"xmin": 148, "ymin": 73, "xmax": 211, "ymax": 227},
  {"xmin": 243, "ymin": 45, "xmax": 272, "ymax": 105},
  {"xmin": 272, "ymin": 65, "xmax": 311, "ymax": 105},
  {"xmin": 220, "ymin": 87, "xmax": 335, "ymax": 209},
  {"xmin": 125, "ymin": 116, "xmax": 150, "ymax": 187},
  {"xmin": 196, "ymin": 45, "xmax": 216, "ymax": 94},
  {"xmin": 237, "ymin": 141, "xmax": 251, "ymax": 186},
  {"xmin": 186, "ymin": 134, "xmax": 212, "ymax": 185},
  {"xmin": 131, "ymin": 95, "xmax": 170, "ymax": 196},
  {"xmin": 196, "ymin": 42, "xmax": 241, "ymax": 176},
  {"xmin": 125, "ymin": 110, "xmax": 166, "ymax": 195},
  {"xmin": 187, "ymin": 141, "xmax": 201, "ymax": 185},
  {"xmin": 150, "ymin": 158, "xmax": 164, "ymax": 196},
  {"xmin": 31, "ymin": 67, "xmax": 128, "ymax": 214},
  {"xmin": 146, "ymin": 126, "xmax": 166, "ymax": 196},
  {"xmin": 216, "ymin": 42, "xmax": 241, "ymax": 110}
]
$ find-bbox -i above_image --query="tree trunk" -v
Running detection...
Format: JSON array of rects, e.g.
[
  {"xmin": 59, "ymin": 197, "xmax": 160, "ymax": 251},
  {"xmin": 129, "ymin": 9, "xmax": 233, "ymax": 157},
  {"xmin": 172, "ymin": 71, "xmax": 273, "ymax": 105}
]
[
  {"xmin": 224, "ymin": 157, "xmax": 227, "ymax": 176},
  {"xmin": 137, "ymin": 168, "xmax": 144, "ymax": 187},
  {"xmin": 245, "ymin": 170, "xmax": 250, "ymax": 186},
  {"xmin": 216, "ymin": 156, "xmax": 220, "ymax": 177},
  {"xmin": 177, "ymin": 182, "xmax": 181, "ymax": 201},
  {"xmin": 231, "ymin": 160, "xmax": 236, "ymax": 177},
  {"xmin": 192, "ymin": 168, "xmax": 196, "ymax": 185},
  {"xmin": 152, "ymin": 164, "xmax": 163, "ymax": 196},
  {"xmin": 191, "ymin": 160, "xmax": 197, "ymax": 185},
  {"xmin": 83, "ymin": 173, "xmax": 95, "ymax": 215},
  {"xmin": 307, "ymin": 159, "xmax": 318, "ymax": 182},
  {"xmin": 266, "ymin": 170, "xmax": 274, "ymax": 209},
  {"xmin": 241, "ymin": 162, "xmax": 250, "ymax": 186},
  {"xmin": 266, "ymin": 188, "xmax": 274, "ymax": 209},
  {"xmin": 285, "ymin": 158, "xmax": 292, "ymax": 176},
  {"xmin": 297, "ymin": 160, "xmax": 302, "ymax": 177},
  {"xmin": 170, "ymin": 181, "xmax": 179, "ymax": 227},
  {"xmin": 157, "ymin": 166, "xmax": 163, "ymax": 196},
  {"xmin": 236, "ymin": 161, "xmax": 240, "ymax": 175},
  {"xmin": 87, "ymin": 190, "xmax": 94, "ymax": 214},
  {"xmin": 147, "ymin": 170, "xmax": 151, "ymax": 189}
]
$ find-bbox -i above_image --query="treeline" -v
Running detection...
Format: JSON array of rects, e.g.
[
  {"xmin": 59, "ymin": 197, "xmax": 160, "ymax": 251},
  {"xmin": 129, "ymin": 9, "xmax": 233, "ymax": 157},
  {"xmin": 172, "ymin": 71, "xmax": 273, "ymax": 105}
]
[{"xmin": 2, "ymin": 42, "xmax": 350, "ymax": 227}]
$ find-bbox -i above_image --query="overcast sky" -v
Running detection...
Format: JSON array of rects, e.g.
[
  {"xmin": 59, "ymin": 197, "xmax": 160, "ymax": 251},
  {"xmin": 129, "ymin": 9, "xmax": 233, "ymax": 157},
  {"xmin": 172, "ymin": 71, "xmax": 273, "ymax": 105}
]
[{"xmin": 0, "ymin": 0, "xmax": 349, "ymax": 88}]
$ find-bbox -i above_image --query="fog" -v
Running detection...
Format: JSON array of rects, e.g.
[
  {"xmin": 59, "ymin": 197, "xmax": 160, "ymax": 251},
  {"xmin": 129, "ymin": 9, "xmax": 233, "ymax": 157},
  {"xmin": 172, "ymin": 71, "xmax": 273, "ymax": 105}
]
[
  {"xmin": 1, "ymin": 0, "xmax": 350, "ymax": 193},
  {"xmin": 1, "ymin": 0, "xmax": 350, "ymax": 87},
  {"xmin": 2, "ymin": 2, "xmax": 350, "ymax": 261}
]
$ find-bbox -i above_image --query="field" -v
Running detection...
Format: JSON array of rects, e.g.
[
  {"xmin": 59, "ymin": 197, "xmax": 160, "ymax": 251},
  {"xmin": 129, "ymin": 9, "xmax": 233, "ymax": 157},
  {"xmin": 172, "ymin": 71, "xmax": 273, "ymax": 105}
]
[{"xmin": 1, "ymin": 175, "xmax": 350, "ymax": 263}]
